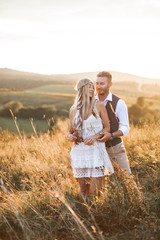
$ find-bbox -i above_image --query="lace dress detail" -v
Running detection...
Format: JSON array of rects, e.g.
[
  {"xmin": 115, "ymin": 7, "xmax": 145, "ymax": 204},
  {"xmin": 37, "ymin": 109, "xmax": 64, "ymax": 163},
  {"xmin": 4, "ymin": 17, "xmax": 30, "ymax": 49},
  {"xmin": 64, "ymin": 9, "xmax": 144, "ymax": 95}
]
[{"xmin": 70, "ymin": 112, "xmax": 114, "ymax": 178}]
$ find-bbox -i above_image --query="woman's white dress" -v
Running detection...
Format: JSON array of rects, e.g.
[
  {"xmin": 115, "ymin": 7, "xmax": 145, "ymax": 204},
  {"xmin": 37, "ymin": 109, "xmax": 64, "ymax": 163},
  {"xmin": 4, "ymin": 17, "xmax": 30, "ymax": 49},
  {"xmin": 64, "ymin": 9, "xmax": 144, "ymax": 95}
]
[{"xmin": 70, "ymin": 113, "xmax": 114, "ymax": 178}]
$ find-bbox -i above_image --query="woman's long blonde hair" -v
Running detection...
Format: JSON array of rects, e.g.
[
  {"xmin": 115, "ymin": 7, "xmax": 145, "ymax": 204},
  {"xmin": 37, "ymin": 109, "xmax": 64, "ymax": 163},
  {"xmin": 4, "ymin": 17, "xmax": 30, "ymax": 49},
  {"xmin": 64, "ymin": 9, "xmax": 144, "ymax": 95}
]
[{"xmin": 72, "ymin": 78, "xmax": 97, "ymax": 130}]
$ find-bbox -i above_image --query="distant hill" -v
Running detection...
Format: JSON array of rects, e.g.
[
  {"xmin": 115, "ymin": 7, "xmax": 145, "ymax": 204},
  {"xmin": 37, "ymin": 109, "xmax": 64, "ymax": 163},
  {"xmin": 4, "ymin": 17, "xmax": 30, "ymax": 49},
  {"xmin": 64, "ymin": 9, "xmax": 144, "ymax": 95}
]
[{"xmin": 0, "ymin": 68, "xmax": 160, "ymax": 90}]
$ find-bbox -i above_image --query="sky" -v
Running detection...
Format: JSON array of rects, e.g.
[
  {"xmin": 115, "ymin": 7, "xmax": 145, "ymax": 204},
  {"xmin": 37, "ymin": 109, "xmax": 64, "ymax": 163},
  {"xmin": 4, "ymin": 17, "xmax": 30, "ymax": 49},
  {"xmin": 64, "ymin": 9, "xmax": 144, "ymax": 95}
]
[{"xmin": 0, "ymin": 0, "xmax": 160, "ymax": 78}]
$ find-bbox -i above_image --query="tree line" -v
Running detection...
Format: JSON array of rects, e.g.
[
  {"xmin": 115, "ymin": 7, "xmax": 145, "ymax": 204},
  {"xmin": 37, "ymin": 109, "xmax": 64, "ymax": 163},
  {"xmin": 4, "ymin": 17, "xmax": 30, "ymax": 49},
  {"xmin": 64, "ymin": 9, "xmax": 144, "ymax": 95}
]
[{"xmin": 0, "ymin": 97, "xmax": 159, "ymax": 125}]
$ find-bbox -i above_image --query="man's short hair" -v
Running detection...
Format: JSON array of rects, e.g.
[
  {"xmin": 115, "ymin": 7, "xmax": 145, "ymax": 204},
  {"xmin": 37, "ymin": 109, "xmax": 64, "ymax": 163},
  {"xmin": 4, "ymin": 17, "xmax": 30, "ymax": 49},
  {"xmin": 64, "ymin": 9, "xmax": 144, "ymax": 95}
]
[{"xmin": 97, "ymin": 71, "xmax": 112, "ymax": 83}]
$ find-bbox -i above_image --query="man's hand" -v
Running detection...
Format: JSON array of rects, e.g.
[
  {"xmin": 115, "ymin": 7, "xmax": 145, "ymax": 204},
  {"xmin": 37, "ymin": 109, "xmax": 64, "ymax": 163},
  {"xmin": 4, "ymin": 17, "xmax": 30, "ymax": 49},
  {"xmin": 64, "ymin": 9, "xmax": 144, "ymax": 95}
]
[
  {"xmin": 68, "ymin": 133, "xmax": 77, "ymax": 142},
  {"xmin": 84, "ymin": 136, "xmax": 96, "ymax": 145},
  {"xmin": 98, "ymin": 132, "xmax": 111, "ymax": 142}
]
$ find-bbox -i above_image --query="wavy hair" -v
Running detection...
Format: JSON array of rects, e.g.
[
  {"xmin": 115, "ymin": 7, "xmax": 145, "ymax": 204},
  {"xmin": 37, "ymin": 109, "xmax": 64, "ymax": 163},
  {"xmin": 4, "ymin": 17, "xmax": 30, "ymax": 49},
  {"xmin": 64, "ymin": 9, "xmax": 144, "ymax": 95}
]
[{"xmin": 72, "ymin": 78, "xmax": 97, "ymax": 130}]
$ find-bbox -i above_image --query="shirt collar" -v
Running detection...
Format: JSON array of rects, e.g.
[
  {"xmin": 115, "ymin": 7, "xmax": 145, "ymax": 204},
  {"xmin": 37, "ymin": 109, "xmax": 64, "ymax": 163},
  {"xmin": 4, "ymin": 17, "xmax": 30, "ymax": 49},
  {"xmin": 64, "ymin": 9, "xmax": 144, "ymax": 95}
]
[{"xmin": 95, "ymin": 91, "xmax": 112, "ymax": 105}]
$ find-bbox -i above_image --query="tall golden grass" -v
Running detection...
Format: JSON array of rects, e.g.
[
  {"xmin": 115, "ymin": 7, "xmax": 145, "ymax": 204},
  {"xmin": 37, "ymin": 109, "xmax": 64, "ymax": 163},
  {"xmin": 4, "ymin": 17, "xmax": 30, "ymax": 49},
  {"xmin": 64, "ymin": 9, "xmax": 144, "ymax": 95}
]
[{"xmin": 0, "ymin": 120, "xmax": 160, "ymax": 240}]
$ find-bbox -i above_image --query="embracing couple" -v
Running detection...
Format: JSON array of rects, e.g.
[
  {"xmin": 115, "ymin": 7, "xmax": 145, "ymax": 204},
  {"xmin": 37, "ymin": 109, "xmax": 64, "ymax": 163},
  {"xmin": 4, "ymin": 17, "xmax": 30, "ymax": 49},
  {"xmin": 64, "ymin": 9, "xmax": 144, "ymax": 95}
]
[{"xmin": 68, "ymin": 71, "xmax": 132, "ymax": 199}]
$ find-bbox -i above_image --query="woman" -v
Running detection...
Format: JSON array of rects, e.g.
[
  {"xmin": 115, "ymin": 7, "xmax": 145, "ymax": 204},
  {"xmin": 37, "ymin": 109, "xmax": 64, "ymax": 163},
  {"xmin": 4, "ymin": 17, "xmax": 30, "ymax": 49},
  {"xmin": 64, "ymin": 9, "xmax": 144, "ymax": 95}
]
[{"xmin": 68, "ymin": 78, "xmax": 114, "ymax": 198}]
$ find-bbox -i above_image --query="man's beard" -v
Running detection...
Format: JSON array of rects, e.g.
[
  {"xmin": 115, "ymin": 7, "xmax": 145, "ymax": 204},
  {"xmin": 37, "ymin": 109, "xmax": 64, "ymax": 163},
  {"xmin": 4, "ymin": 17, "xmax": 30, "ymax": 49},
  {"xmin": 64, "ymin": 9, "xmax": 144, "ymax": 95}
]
[{"xmin": 98, "ymin": 91, "xmax": 105, "ymax": 96}]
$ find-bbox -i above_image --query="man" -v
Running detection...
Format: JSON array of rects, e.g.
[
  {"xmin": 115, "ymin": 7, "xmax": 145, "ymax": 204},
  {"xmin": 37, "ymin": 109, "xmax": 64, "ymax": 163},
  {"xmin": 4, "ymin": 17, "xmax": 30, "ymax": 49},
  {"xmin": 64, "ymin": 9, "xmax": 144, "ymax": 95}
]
[{"xmin": 95, "ymin": 71, "xmax": 131, "ymax": 175}]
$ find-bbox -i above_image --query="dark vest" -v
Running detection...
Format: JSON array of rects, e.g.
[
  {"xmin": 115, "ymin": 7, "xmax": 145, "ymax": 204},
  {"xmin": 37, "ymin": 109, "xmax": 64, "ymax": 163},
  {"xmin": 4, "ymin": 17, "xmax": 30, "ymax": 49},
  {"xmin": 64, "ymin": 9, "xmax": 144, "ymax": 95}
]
[{"xmin": 105, "ymin": 94, "xmax": 122, "ymax": 147}]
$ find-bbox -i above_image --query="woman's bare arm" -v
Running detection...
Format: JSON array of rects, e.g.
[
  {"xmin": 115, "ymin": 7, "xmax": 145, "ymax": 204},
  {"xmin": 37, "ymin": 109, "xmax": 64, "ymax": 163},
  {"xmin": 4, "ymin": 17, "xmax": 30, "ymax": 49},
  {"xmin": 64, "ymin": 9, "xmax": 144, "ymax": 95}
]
[
  {"xmin": 96, "ymin": 101, "xmax": 112, "ymax": 142},
  {"xmin": 97, "ymin": 101, "xmax": 110, "ymax": 132}
]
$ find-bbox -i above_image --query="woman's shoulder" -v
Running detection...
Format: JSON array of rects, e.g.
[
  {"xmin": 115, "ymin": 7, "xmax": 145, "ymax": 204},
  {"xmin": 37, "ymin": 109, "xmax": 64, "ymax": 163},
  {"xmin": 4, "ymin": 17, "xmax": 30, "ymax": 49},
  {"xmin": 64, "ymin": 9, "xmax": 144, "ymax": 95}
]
[
  {"xmin": 93, "ymin": 100, "xmax": 105, "ymax": 117},
  {"xmin": 96, "ymin": 100, "xmax": 105, "ymax": 109}
]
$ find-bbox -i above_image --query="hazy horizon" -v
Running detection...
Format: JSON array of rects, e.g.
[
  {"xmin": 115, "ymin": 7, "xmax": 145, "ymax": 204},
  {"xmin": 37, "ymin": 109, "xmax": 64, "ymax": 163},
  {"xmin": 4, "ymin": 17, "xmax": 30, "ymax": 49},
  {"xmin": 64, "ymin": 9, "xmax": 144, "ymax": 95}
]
[
  {"xmin": 1, "ymin": 67, "xmax": 160, "ymax": 87},
  {"xmin": 1, "ymin": 66, "xmax": 160, "ymax": 80}
]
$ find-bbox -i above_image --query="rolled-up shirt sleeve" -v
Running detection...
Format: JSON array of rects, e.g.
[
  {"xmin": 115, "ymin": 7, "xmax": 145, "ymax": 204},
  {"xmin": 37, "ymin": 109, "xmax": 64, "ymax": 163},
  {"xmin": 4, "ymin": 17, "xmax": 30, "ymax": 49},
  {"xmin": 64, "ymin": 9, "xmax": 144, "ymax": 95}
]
[{"xmin": 115, "ymin": 99, "xmax": 129, "ymax": 136}]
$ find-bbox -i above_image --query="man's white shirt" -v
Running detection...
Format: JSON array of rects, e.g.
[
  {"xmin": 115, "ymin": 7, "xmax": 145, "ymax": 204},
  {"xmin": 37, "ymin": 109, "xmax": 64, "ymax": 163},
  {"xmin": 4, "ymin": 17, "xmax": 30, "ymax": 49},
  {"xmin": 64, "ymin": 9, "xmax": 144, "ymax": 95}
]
[{"xmin": 95, "ymin": 92, "xmax": 129, "ymax": 136}]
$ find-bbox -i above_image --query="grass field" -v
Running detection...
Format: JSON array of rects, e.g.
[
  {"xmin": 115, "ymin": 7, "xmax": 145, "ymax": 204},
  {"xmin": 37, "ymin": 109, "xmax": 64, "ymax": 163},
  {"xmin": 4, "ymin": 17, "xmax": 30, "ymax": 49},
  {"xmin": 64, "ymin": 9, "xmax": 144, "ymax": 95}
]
[
  {"xmin": 0, "ymin": 82, "xmax": 160, "ymax": 110},
  {"xmin": 29, "ymin": 84, "xmax": 76, "ymax": 94},
  {"xmin": 27, "ymin": 81, "xmax": 160, "ymax": 98},
  {"xmin": 0, "ymin": 91, "xmax": 74, "ymax": 108},
  {"xmin": 0, "ymin": 117, "xmax": 49, "ymax": 134},
  {"xmin": 0, "ymin": 120, "xmax": 160, "ymax": 240}
]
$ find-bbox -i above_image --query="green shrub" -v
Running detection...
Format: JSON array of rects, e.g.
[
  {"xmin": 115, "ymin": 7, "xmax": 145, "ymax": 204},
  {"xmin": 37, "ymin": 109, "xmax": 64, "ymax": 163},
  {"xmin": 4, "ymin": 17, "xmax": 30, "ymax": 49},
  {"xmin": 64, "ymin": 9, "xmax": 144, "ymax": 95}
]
[
  {"xmin": 0, "ymin": 101, "xmax": 23, "ymax": 117},
  {"xmin": 129, "ymin": 97, "xmax": 160, "ymax": 125}
]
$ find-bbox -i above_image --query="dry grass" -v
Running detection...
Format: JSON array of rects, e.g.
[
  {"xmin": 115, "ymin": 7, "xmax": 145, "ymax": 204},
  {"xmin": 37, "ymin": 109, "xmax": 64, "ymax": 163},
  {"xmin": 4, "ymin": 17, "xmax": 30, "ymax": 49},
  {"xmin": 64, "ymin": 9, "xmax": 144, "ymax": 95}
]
[{"xmin": 0, "ymin": 120, "xmax": 160, "ymax": 240}]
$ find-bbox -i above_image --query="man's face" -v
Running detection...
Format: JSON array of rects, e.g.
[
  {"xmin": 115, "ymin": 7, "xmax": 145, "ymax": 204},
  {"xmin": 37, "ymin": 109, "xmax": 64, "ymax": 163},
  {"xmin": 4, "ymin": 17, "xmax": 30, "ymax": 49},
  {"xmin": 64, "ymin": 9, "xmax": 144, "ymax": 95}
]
[{"xmin": 96, "ymin": 76, "xmax": 111, "ymax": 96}]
